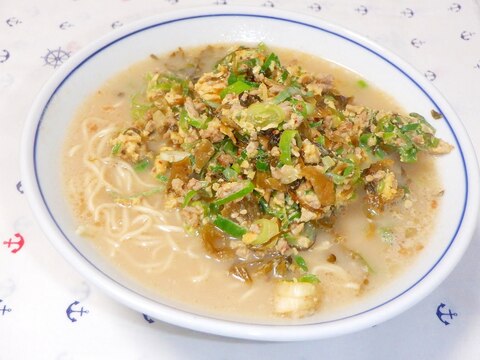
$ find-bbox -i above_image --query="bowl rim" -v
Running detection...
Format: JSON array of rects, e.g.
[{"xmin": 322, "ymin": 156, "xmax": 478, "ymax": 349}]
[{"xmin": 21, "ymin": 5, "xmax": 480, "ymax": 341}]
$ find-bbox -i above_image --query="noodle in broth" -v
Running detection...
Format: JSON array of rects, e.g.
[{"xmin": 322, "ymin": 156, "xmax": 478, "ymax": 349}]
[{"xmin": 63, "ymin": 44, "xmax": 447, "ymax": 321}]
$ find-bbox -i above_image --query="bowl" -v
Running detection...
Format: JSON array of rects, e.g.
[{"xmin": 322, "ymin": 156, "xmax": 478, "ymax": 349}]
[{"xmin": 21, "ymin": 6, "xmax": 479, "ymax": 341}]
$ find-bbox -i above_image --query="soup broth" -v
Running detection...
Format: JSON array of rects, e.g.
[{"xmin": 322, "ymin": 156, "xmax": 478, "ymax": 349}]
[{"xmin": 63, "ymin": 45, "xmax": 445, "ymax": 322}]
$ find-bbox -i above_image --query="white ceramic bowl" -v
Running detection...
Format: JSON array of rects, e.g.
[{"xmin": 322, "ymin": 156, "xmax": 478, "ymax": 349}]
[{"xmin": 21, "ymin": 6, "xmax": 479, "ymax": 341}]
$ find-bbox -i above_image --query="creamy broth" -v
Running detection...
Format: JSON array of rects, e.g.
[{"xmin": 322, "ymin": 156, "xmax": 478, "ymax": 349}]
[{"xmin": 63, "ymin": 45, "xmax": 443, "ymax": 322}]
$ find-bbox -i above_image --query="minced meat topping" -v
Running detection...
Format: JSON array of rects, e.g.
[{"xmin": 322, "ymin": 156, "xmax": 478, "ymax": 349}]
[{"xmin": 109, "ymin": 43, "xmax": 452, "ymax": 289}]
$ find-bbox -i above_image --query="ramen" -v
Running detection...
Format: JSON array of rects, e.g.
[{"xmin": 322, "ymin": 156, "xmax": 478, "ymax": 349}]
[{"xmin": 63, "ymin": 44, "xmax": 451, "ymax": 321}]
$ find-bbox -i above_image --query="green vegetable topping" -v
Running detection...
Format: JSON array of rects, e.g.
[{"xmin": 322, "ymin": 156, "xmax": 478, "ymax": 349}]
[
  {"xmin": 220, "ymin": 80, "xmax": 254, "ymax": 99},
  {"xmin": 294, "ymin": 255, "xmax": 308, "ymax": 272},
  {"xmin": 213, "ymin": 215, "xmax": 247, "ymax": 238},
  {"xmin": 111, "ymin": 143, "xmax": 122, "ymax": 155},
  {"xmin": 156, "ymin": 174, "xmax": 169, "ymax": 183},
  {"xmin": 278, "ymin": 130, "xmax": 298, "ymax": 165},
  {"xmin": 255, "ymin": 148, "xmax": 269, "ymax": 172},
  {"xmin": 298, "ymin": 274, "xmax": 320, "ymax": 284},
  {"xmin": 180, "ymin": 108, "xmax": 208, "ymax": 129},
  {"xmin": 134, "ymin": 158, "xmax": 150, "ymax": 172},
  {"xmin": 212, "ymin": 181, "xmax": 255, "ymax": 206},
  {"xmin": 273, "ymin": 86, "xmax": 301, "ymax": 104},
  {"xmin": 246, "ymin": 103, "xmax": 286, "ymax": 129},
  {"xmin": 242, "ymin": 218, "xmax": 280, "ymax": 245},
  {"xmin": 222, "ymin": 167, "xmax": 238, "ymax": 181},
  {"xmin": 182, "ymin": 190, "xmax": 198, "ymax": 208},
  {"xmin": 357, "ymin": 79, "xmax": 368, "ymax": 88}
]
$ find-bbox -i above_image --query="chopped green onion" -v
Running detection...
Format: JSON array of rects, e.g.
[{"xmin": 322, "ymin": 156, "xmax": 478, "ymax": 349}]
[
  {"xmin": 208, "ymin": 203, "xmax": 220, "ymax": 216},
  {"xmin": 273, "ymin": 86, "xmax": 301, "ymax": 104},
  {"xmin": 329, "ymin": 173, "xmax": 347, "ymax": 185},
  {"xmin": 309, "ymin": 121, "xmax": 322, "ymax": 128},
  {"xmin": 256, "ymin": 160, "xmax": 269, "ymax": 172},
  {"xmin": 278, "ymin": 130, "xmax": 298, "ymax": 165},
  {"xmin": 246, "ymin": 103, "xmax": 286, "ymax": 128},
  {"xmin": 316, "ymin": 135, "xmax": 325, "ymax": 146},
  {"xmin": 221, "ymin": 138, "xmax": 238, "ymax": 155},
  {"xmin": 356, "ymin": 79, "xmax": 368, "ymax": 88},
  {"xmin": 242, "ymin": 218, "xmax": 279, "ymax": 245},
  {"xmin": 178, "ymin": 108, "xmax": 189, "ymax": 131},
  {"xmin": 259, "ymin": 197, "xmax": 293, "ymax": 228},
  {"xmin": 222, "ymin": 167, "xmax": 238, "ymax": 181},
  {"xmin": 257, "ymin": 42, "xmax": 268, "ymax": 54},
  {"xmin": 182, "ymin": 190, "xmax": 198, "ymax": 208},
  {"xmin": 231, "ymin": 163, "xmax": 241, "ymax": 173},
  {"xmin": 147, "ymin": 73, "xmax": 190, "ymax": 96},
  {"xmin": 259, "ymin": 197, "xmax": 270, "ymax": 214},
  {"xmin": 213, "ymin": 215, "xmax": 247, "ymax": 238},
  {"xmin": 298, "ymin": 274, "xmax": 320, "ymax": 284},
  {"xmin": 134, "ymin": 159, "xmax": 150, "ymax": 172},
  {"xmin": 210, "ymin": 164, "xmax": 225, "ymax": 173},
  {"xmin": 359, "ymin": 133, "xmax": 376, "ymax": 148},
  {"xmin": 353, "ymin": 251, "xmax": 375, "ymax": 273},
  {"xmin": 382, "ymin": 132, "xmax": 395, "ymax": 142},
  {"xmin": 290, "ymin": 99, "xmax": 315, "ymax": 118},
  {"xmin": 322, "ymin": 156, "xmax": 335, "ymax": 170},
  {"xmin": 401, "ymin": 123, "xmax": 420, "ymax": 132},
  {"xmin": 212, "ymin": 181, "xmax": 255, "ymax": 206},
  {"xmin": 343, "ymin": 165, "xmax": 355, "ymax": 176},
  {"xmin": 255, "ymin": 148, "xmax": 269, "ymax": 172},
  {"xmin": 239, "ymin": 58, "xmax": 260, "ymax": 72},
  {"xmin": 203, "ymin": 100, "xmax": 220, "ymax": 109},
  {"xmin": 111, "ymin": 143, "xmax": 121, "ymax": 155},
  {"xmin": 220, "ymin": 80, "xmax": 253, "ymax": 99},
  {"xmin": 426, "ymin": 136, "xmax": 440, "ymax": 148},
  {"xmin": 374, "ymin": 147, "xmax": 386, "ymax": 159},
  {"xmin": 261, "ymin": 52, "xmax": 280, "ymax": 74},
  {"xmin": 294, "ymin": 255, "xmax": 308, "ymax": 272},
  {"xmin": 409, "ymin": 112, "xmax": 435, "ymax": 132},
  {"xmin": 399, "ymin": 146, "xmax": 417, "ymax": 163},
  {"xmin": 227, "ymin": 73, "xmax": 237, "ymax": 85},
  {"xmin": 286, "ymin": 203, "xmax": 301, "ymax": 223},
  {"xmin": 240, "ymin": 150, "xmax": 248, "ymax": 159},
  {"xmin": 156, "ymin": 174, "xmax": 168, "ymax": 183},
  {"xmin": 233, "ymin": 131, "xmax": 250, "ymax": 144},
  {"xmin": 131, "ymin": 94, "xmax": 152, "ymax": 121},
  {"xmin": 180, "ymin": 108, "xmax": 208, "ymax": 129}
]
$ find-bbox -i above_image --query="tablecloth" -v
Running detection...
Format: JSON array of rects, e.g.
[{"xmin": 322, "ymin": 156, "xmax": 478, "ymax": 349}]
[{"xmin": 1, "ymin": 0, "xmax": 480, "ymax": 358}]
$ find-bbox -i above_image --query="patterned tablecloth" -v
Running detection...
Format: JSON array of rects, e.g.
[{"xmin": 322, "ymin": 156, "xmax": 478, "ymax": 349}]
[{"xmin": 1, "ymin": 0, "xmax": 479, "ymax": 358}]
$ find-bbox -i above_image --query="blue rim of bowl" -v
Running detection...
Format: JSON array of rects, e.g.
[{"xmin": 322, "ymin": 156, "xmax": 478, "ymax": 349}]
[{"xmin": 33, "ymin": 13, "xmax": 468, "ymax": 327}]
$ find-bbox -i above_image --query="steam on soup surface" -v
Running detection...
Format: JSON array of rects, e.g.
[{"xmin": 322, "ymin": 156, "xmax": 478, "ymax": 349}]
[{"xmin": 63, "ymin": 44, "xmax": 451, "ymax": 322}]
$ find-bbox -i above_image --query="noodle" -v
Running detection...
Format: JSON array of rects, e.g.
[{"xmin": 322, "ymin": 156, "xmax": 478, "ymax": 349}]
[{"xmin": 75, "ymin": 115, "xmax": 185, "ymax": 273}]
